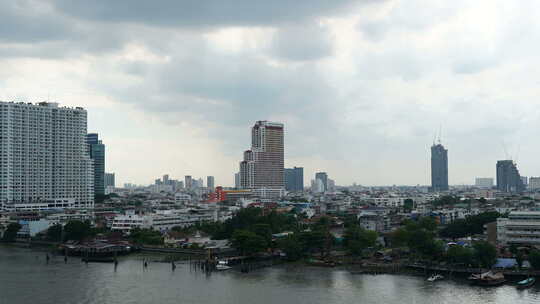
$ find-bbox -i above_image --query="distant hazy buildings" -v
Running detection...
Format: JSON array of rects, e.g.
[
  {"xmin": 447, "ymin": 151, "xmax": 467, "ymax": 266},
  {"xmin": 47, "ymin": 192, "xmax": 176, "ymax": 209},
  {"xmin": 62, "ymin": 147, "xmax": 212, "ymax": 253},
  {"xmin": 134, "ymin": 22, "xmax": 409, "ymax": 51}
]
[
  {"xmin": 207, "ymin": 176, "xmax": 215, "ymax": 190},
  {"xmin": 496, "ymin": 160, "xmax": 525, "ymax": 193},
  {"xmin": 315, "ymin": 172, "xmax": 328, "ymax": 192},
  {"xmin": 185, "ymin": 175, "xmax": 192, "ymax": 189},
  {"xmin": 284, "ymin": 167, "xmax": 304, "ymax": 192},
  {"xmin": 105, "ymin": 173, "xmax": 115, "ymax": 188},
  {"xmin": 0, "ymin": 101, "xmax": 94, "ymax": 210},
  {"xmin": 430, "ymin": 143, "xmax": 449, "ymax": 192},
  {"xmin": 234, "ymin": 172, "xmax": 240, "ymax": 189},
  {"xmin": 105, "ymin": 173, "xmax": 115, "ymax": 194},
  {"xmin": 311, "ymin": 172, "xmax": 335, "ymax": 193},
  {"xmin": 475, "ymin": 178, "xmax": 494, "ymax": 188},
  {"xmin": 238, "ymin": 121, "xmax": 285, "ymax": 197},
  {"xmin": 86, "ymin": 133, "xmax": 105, "ymax": 196},
  {"xmin": 529, "ymin": 177, "xmax": 540, "ymax": 190},
  {"xmin": 521, "ymin": 176, "xmax": 529, "ymax": 188}
]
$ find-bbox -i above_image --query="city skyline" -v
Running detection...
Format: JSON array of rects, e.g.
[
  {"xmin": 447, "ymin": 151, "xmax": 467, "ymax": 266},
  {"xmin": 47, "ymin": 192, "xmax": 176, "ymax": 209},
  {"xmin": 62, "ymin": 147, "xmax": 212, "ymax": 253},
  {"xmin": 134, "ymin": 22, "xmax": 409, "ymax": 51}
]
[{"xmin": 3, "ymin": 1, "xmax": 540, "ymax": 187}]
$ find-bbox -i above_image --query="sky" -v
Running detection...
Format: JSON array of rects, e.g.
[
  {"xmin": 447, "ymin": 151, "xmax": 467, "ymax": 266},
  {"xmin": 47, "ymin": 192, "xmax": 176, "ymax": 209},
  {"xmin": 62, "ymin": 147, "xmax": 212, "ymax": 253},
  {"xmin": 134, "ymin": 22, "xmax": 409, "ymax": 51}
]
[{"xmin": 2, "ymin": 0, "xmax": 540, "ymax": 187}]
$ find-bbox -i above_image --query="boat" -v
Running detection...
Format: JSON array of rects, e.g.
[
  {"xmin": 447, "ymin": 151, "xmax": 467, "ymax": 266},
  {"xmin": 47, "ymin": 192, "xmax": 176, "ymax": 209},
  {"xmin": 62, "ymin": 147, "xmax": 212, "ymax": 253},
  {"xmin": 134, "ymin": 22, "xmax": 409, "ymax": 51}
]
[
  {"xmin": 216, "ymin": 260, "xmax": 232, "ymax": 271},
  {"xmin": 307, "ymin": 259, "xmax": 336, "ymax": 267},
  {"xmin": 517, "ymin": 277, "xmax": 536, "ymax": 289},
  {"xmin": 469, "ymin": 271, "xmax": 506, "ymax": 286},
  {"xmin": 427, "ymin": 274, "xmax": 444, "ymax": 282}
]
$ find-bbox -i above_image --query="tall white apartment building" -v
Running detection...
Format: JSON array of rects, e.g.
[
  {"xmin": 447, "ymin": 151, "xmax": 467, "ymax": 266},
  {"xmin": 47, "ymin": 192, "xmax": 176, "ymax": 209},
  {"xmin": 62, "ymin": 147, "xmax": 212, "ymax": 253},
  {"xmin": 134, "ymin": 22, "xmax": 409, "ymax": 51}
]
[{"xmin": 0, "ymin": 101, "xmax": 94, "ymax": 210}]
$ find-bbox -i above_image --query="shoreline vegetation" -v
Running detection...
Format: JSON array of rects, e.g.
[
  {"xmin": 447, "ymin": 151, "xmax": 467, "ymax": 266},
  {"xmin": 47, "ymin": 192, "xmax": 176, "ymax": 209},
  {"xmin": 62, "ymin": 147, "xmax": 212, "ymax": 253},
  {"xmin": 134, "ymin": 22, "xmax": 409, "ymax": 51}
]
[{"xmin": 5, "ymin": 205, "xmax": 540, "ymax": 281}]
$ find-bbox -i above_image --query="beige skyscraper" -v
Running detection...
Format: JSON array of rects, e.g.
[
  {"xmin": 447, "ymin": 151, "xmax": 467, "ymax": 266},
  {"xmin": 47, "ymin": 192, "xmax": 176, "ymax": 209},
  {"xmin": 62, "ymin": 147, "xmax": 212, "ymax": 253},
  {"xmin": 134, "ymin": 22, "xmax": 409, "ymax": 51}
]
[{"xmin": 239, "ymin": 121, "xmax": 284, "ymax": 197}]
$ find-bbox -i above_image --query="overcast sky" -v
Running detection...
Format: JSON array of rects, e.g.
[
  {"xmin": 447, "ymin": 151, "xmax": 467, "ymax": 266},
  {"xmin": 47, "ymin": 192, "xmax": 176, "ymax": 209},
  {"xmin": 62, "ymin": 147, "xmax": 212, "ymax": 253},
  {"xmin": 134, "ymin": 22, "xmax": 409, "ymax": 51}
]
[{"xmin": 2, "ymin": 0, "xmax": 540, "ymax": 187}]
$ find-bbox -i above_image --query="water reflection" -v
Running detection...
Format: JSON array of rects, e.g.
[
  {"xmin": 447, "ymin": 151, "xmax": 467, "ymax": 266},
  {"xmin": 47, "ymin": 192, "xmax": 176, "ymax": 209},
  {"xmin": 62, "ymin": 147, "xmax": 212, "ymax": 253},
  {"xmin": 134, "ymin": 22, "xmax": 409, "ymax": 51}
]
[{"xmin": 1, "ymin": 246, "xmax": 540, "ymax": 304}]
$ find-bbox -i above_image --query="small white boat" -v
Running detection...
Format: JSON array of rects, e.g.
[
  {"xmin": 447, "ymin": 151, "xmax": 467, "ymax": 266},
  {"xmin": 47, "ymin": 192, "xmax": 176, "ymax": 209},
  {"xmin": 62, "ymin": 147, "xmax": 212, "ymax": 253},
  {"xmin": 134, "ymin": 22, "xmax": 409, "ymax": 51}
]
[
  {"xmin": 427, "ymin": 274, "xmax": 444, "ymax": 282},
  {"xmin": 216, "ymin": 260, "xmax": 232, "ymax": 271}
]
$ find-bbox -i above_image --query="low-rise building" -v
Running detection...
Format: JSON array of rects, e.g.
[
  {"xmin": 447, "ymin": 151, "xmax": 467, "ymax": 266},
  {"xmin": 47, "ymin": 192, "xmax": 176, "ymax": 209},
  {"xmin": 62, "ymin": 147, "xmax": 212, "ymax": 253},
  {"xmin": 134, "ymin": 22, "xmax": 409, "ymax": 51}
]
[{"xmin": 497, "ymin": 211, "xmax": 540, "ymax": 245}]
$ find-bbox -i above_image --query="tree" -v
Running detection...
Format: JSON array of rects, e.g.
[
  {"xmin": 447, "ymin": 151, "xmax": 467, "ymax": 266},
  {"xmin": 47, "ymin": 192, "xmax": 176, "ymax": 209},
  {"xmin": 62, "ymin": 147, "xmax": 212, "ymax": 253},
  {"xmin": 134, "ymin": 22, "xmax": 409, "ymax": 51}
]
[
  {"xmin": 473, "ymin": 241, "xmax": 497, "ymax": 268},
  {"xmin": 46, "ymin": 224, "xmax": 63, "ymax": 242},
  {"xmin": 419, "ymin": 217, "xmax": 437, "ymax": 232},
  {"xmin": 408, "ymin": 229, "xmax": 441, "ymax": 257},
  {"xmin": 130, "ymin": 228, "xmax": 164, "ymax": 245},
  {"xmin": 299, "ymin": 230, "xmax": 327, "ymax": 255},
  {"xmin": 431, "ymin": 196, "xmax": 460, "ymax": 207},
  {"xmin": 516, "ymin": 252, "xmax": 524, "ymax": 269},
  {"xmin": 277, "ymin": 234, "xmax": 304, "ymax": 261},
  {"xmin": 231, "ymin": 230, "xmax": 268, "ymax": 255},
  {"xmin": 252, "ymin": 223, "xmax": 273, "ymax": 244},
  {"xmin": 439, "ymin": 212, "xmax": 501, "ymax": 239},
  {"xmin": 64, "ymin": 220, "xmax": 93, "ymax": 241},
  {"xmin": 2, "ymin": 223, "xmax": 22, "ymax": 242},
  {"xmin": 343, "ymin": 225, "xmax": 378, "ymax": 255},
  {"xmin": 403, "ymin": 199, "xmax": 414, "ymax": 212},
  {"xmin": 389, "ymin": 228, "xmax": 409, "ymax": 248},
  {"xmin": 528, "ymin": 250, "xmax": 540, "ymax": 270},
  {"xmin": 446, "ymin": 245, "xmax": 474, "ymax": 266}
]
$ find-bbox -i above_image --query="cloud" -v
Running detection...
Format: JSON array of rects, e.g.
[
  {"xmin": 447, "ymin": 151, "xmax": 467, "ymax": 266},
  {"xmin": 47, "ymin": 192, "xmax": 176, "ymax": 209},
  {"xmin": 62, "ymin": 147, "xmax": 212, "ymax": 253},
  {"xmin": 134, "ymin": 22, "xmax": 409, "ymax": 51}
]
[
  {"xmin": 269, "ymin": 22, "xmax": 335, "ymax": 61},
  {"xmin": 51, "ymin": 0, "xmax": 362, "ymax": 28},
  {"xmin": 3, "ymin": 0, "xmax": 540, "ymax": 186}
]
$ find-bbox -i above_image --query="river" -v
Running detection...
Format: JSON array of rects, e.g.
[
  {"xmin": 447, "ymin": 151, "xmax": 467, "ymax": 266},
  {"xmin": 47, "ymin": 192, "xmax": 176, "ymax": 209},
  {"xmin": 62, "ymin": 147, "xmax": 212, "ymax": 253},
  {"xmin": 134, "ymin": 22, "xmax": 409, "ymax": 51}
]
[{"xmin": 0, "ymin": 245, "xmax": 539, "ymax": 304}]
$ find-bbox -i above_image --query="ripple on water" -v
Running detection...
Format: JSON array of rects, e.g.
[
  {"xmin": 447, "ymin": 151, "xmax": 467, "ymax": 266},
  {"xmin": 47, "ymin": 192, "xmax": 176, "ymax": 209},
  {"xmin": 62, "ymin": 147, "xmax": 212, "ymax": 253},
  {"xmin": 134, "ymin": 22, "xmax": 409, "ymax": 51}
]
[{"xmin": 1, "ymin": 246, "xmax": 540, "ymax": 304}]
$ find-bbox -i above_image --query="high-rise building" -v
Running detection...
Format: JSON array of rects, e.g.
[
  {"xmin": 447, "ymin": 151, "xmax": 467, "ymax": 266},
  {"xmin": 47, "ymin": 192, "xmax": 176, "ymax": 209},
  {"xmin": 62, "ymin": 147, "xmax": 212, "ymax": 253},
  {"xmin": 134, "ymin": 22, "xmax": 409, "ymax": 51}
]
[
  {"xmin": 315, "ymin": 172, "xmax": 328, "ymax": 192},
  {"xmin": 284, "ymin": 167, "xmax": 304, "ymax": 191},
  {"xmin": 86, "ymin": 133, "xmax": 105, "ymax": 196},
  {"xmin": 163, "ymin": 174, "xmax": 169, "ymax": 185},
  {"xmin": 497, "ymin": 160, "xmax": 525, "ymax": 193},
  {"xmin": 207, "ymin": 176, "xmax": 215, "ymax": 190},
  {"xmin": 105, "ymin": 173, "xmax": 115, "ymax": 188},
  {"xmin": 0, "ymin": 101, "xmax": 94, "ymax": 209},
  {"xmin": 238, "ymin": 121, "xmax": 284, "ymax": 197},
  {"xmin": 185, "ymin": 175, "xmax": 192, "ymax": 189},
  {"xmin": 475, "ymin": 178, "xmax": 494, "ymax": 188},
  {"xmin": 431, "ymin": 143, "xmax": 448, "ymax": 192}
]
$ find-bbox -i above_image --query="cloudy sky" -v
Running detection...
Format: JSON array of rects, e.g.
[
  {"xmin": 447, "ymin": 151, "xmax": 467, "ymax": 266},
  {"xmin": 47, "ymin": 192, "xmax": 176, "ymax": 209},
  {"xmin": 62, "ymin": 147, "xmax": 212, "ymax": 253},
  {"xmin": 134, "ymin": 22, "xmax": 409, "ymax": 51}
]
[{"xmin": 2, "ymin": 0, "xmax": 540, "ymax": 187}]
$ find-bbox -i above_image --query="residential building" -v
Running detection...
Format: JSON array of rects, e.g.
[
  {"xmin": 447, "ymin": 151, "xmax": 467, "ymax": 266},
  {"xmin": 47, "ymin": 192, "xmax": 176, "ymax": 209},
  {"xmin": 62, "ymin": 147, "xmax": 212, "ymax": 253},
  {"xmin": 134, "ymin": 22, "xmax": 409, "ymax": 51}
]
[
  {"xmin": 238, "ymin": 121, "xmax": 284, "ymax": 197},
  {"xmin": 284, "ymin": 167, "xmax": 304, "ymax": 192},
  {"xmin": 431, "ymin": 142, "xmax": 448, "ymax": 192},
  {"xmin": 497, "ymin": 211, "xmax": 540, "ymax": 245},
  {"xmin": 0, "ymin": 101, "xmax": 94, "ymax": 210},
  {"xmin": 86, "ymin": 133, "xmax": 105, "ymax": 196},
  {"xmin": 496, "ymin": 160, "xmax": 525, "ymax": 193},
  {"xmin": 475, "ymin": 178, "xmax": 494, "ymax": 188},
  {"xmin": 529, "ymin": 177, "xmax": 540, "ymax": 190}
]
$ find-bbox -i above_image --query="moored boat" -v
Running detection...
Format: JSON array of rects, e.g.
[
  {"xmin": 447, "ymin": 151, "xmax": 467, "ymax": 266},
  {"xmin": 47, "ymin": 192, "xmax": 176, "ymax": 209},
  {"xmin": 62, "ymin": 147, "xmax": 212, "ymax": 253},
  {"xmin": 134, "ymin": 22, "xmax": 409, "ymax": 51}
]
[
  {"xmin": 427, "ymin": 274, "xmax": 444, "ymax": 282},
  {"xmin": 307, "ymin": 259, "xmax": 336, "ymax": 267},
  {"xmin": 216, "ymin": 260, "xmax": 232, "ymax": 271},
  {"xmin": 469, "ymin": 271, "xmax": 506, "ymax": 286},
  {"xmin": 517, "ymin": 277, "xmax": 536, "ymax": 289}
]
